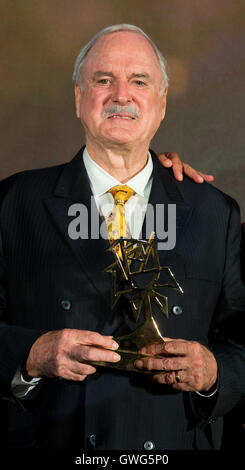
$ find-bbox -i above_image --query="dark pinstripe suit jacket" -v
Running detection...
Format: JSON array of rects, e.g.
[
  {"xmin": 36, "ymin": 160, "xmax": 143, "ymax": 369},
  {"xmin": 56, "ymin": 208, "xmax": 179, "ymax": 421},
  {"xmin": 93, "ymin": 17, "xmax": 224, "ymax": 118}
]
[{"xmin": 0, "ymin": 149, "xmax": 245, "ymax": 450}]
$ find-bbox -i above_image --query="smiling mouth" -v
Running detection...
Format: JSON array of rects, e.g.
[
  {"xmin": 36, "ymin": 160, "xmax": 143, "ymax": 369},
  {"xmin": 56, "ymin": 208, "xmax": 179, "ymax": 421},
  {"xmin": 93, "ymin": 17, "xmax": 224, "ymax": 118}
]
[{"xmin": 107, "ymin": 114, "xmax": 136, "ymax": 120}]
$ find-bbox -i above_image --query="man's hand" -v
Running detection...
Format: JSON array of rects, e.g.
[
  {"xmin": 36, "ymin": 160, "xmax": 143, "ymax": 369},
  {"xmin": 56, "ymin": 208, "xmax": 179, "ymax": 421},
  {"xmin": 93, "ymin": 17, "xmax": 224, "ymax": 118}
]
[
  {"xmin": 134, "ymin": 338, "xmax": 218, "ymax": 392},
  {"xmin": 25, "ymin": 329, "xmax": 120, "ymax": 381},
  {"xmin": 157, "ymin": 152, "xmax": 214, "ymax": 183}
]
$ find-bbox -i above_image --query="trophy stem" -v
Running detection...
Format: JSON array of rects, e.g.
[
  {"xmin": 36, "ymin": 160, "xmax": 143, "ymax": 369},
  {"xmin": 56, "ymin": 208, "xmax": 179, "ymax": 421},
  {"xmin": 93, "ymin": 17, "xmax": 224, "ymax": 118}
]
[
  {"xmin": 90, "ymin": 237, "xmax": 183, "ymax": 374},
  {"xmin": 88, "ymin": 295, "xmax": 165, "ymax": 373}
]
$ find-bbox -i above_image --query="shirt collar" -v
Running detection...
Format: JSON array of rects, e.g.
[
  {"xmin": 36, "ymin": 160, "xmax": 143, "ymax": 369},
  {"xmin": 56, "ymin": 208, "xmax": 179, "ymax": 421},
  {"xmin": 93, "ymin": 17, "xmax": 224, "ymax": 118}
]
[{"xmin": 83, "ymin": 147, "xmax": 153, "ymax": 198}]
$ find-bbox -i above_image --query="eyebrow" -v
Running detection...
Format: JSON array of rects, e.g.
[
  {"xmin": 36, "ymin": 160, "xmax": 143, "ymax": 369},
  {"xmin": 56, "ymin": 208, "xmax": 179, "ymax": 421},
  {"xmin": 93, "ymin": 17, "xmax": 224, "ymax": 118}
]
[
  {"xmin": 93, "ymin": 71, "xmax": 114, "ymax": 79},
  {"xmin": 130, "ymin": 73, "xmax": 151, "ymax": 80}
]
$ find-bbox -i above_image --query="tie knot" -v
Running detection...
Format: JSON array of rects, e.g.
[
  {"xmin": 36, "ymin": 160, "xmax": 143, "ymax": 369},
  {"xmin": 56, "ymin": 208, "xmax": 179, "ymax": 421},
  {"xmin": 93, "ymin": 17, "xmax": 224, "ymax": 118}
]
[{"xmin": 108, "ymin": 185, "xmax": 135, "ymax": 205}]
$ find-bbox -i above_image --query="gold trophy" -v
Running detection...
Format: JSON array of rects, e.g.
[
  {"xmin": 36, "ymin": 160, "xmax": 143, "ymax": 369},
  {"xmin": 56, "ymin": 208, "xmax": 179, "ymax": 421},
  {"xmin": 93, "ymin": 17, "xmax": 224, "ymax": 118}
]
[{"xmin": 89, "ymin": 234, "xmax": 183, "ymax": 374}]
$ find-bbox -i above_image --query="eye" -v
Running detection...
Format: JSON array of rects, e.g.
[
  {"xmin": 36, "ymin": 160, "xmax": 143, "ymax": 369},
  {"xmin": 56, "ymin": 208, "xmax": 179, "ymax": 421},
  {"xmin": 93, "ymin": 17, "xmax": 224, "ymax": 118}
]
[
  {"xmin": 97, "ymin": 78, "xmax": 111, "ymax": 85},
  {"xmin": 134, "ymin": 80, "xmax": 147, "ymax": 87}
]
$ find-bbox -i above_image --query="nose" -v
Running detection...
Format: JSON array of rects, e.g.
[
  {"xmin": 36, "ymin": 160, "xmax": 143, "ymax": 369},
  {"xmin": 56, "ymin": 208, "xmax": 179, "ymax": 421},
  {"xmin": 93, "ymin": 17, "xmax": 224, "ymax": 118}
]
[{"xmin": 112, "ymin": 80, "xmax": 132, "ymax": 105}]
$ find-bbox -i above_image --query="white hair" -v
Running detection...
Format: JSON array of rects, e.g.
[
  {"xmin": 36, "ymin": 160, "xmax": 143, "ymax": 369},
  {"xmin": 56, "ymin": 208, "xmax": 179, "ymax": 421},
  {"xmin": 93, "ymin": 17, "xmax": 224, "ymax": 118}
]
[{"xmin": 72, "ymin": 24, "xmax": 168, "ymax": 93}]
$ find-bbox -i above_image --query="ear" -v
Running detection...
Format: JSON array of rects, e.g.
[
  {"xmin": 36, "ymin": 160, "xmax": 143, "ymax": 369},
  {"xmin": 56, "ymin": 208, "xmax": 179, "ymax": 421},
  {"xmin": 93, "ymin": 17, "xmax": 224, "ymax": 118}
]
[
  {"xmin": 160, "ymin": 87, "xmax": 168, "ymax": 121},
  {"xmin": 74, "ymin": 84, "xmax": 82, "ymax": 118}
]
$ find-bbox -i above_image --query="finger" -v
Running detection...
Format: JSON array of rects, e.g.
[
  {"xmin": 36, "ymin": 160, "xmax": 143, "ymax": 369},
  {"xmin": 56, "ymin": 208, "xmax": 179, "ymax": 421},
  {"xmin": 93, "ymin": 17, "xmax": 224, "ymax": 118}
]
[
  {"xmin": 151, "ymin": 371, "xmax": 176, "ymax": 385},
  {"xmin": 157, "ymin": 153, "xmax": 184, "ymax": 181},
  {"xmin": 73, "ymin": 344, "xmax": 121, "ymax": 364},
  {"xmin": 135, "ymin": 355, "xmax": 188, "ymax": 372},
  {"xmin": 151, "ymin": 371, "xmax": 194, "ymax": 391},
  {"xmin": 134, "ymin": 356, "xmax": 164, "ymax": 371},
  {"xmin": 139, "ymin": 342, "xmax": 166, "ymax": 356},
  {"xmin": 198, "ymin": 171, "xmax": 214, "ymax": 182},
  {"xmin": 170, "ymin": 155, "xmax": 184, "ymax": 181},
  {"xmin": 182, "ymin": 163, "xmax": 204, "ymax": 183},
  {"xmin": 147, "ymin": 369, "xmax": 198, "ymax": 391},
  {"xmin": 141, "ymin": 339, "xmax": 188, "ymax": 357},
  {"xmin": 183, "ymin": 164, "xmax": 214, "ymax": 184},
  {"xmin": 157, "ymin": 153, "xmax": 173, "ymax": 167},
  {"xmin": 162, "ymin": 337, "xmax": 184, "ymax": 342},
  {"xmin": 150, "ymin": 368, "xmax": 205, "ymax": 392},
  {"xmin": 72, "ymin": 362, "xmax": 98, "ymax": 376},
  {"xmin": 171, "ymin": 370, "xmax": 202, "ymax": 392},
  {"xmin": 162, "ymin": 152, "xmax": 181, "ymax": 163},
  {"xmin": 56, "ymin": 359, "xmax": 97, "ymax": 381},
  {"xmin": 75, "ymin": 330, "xmax": 119, "ymax": 351},
  {"xmin": 139, "ymin": 338, "xmax": 183, "ymax": 355},
  {"xmin": 158, "ymin": 154, "xmax": 214, "ymax": 184},
  {"xmin": 160, "ymin": 356, "xmax": 188, "ymax": 371},
  {"xmin": 163, "ymin": 340, "xmax": 190, "ymax": 356}
]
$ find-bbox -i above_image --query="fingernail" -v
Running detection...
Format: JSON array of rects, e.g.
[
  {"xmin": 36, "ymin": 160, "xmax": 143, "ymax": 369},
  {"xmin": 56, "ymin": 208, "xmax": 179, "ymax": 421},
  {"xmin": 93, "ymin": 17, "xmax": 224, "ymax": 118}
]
[
  {"xmin": 197, "ymin": 176, "xmax": 204, "ymax": 182},
  {"xmin": 135, "ymin": 360, "xmax": 143, "ymax": 368},
  {"xmin": 113, "ymin": 354, "xmax": 121, "ymax": 361},
  {"xmin": 140, "ymin": 347, "xmax": 146, "ymax": 354},
  {"xmin": 112, "ymin": 342, "xmax": 119, "ymax": 349}
]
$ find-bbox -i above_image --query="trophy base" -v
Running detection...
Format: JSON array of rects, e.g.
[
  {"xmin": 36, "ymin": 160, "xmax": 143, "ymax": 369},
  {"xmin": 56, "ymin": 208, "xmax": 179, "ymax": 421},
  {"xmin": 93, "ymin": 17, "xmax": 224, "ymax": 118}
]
[
  {"xmin": 87, "ymin": 319, "xmax": 165, "ymax": 374},
  {"xmin": 89, "ymin": 348, "xmax": 165, "ymax": 374}
]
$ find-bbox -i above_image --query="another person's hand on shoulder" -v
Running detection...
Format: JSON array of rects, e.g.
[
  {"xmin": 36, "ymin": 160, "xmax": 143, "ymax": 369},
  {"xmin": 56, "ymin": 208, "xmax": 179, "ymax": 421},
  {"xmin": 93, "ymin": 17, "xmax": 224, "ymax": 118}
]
[{"xmin": 157, "ymin": 152, "xmax": 214, "ymax": 183}]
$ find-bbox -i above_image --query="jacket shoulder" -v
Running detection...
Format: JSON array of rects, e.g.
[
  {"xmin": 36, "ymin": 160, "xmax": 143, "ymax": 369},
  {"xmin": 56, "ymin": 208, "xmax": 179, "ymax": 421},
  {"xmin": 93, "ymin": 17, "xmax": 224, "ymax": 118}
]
[
  {"xmin": 0, "ymin": 163, "xmax": 66, "ymax": 204},
  {"xmin": 178, "ymin": 173, "xmax": 240, "ymax": 214}
]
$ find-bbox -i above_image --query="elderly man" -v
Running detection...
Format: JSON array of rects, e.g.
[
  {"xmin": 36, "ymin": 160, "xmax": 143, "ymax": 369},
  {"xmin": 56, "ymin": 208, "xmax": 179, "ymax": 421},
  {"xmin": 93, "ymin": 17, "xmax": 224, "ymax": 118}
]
[{"xmin": 0, "ymin": 24, "xmax": 244, "ymax": 451}]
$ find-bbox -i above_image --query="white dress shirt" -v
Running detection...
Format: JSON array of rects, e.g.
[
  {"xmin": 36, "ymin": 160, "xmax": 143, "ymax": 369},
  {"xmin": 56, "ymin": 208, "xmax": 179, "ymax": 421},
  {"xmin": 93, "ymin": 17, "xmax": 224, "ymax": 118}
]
[{"xmin": 83, "ymin": 147, "xmax": 153, "ymax": 239}]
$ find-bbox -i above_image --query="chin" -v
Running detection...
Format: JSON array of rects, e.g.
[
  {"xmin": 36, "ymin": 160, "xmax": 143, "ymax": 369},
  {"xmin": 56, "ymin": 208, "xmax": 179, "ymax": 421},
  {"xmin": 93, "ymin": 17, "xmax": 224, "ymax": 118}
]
[{"xmin": 102, "ymin": 128, "xmax": 136, "ymax": 145}]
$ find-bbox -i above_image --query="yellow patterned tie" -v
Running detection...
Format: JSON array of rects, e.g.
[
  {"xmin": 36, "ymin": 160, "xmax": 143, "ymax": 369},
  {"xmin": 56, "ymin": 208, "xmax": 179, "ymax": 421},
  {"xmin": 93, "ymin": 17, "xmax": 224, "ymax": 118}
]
[{"xmin": 106, "ymin": 185, "xmax": 135, "ymax": 258}]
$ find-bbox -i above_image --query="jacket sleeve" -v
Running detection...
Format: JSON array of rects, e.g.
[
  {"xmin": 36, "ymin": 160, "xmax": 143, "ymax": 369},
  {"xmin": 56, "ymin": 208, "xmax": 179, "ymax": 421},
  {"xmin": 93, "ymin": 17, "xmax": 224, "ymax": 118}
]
[
  {"xmin": 0, "ymin": 176, "xmax": 42, "ymax": 400},
  {"xmin": 241, "ymin": 222, "xmax": 245, "ymax": 282},
  {"xmin": 191, "ymin": 198, "xmax": 245, "ymax": 422}
]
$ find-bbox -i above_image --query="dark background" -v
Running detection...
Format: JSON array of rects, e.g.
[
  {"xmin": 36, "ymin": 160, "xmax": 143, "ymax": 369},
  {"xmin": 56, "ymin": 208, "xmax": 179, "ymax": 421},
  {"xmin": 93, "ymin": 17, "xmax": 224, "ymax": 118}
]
[{"xmin": 1, "ymin": 0, "xmax": 244, "ymax": 218}]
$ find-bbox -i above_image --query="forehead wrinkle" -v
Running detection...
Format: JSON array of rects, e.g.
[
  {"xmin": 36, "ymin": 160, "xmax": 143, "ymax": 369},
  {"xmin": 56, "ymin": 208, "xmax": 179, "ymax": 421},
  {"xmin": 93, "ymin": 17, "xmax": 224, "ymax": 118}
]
[{"xmin": 83, "ymin": 32, "xmax": 162, "ymax": 78}]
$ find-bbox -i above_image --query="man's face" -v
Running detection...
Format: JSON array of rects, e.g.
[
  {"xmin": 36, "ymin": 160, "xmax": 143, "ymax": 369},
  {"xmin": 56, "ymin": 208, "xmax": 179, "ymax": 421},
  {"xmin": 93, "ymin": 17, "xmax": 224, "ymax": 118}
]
[{"xmin": 75, "ymin": 31, "xmax": 167, "ymax": 149}]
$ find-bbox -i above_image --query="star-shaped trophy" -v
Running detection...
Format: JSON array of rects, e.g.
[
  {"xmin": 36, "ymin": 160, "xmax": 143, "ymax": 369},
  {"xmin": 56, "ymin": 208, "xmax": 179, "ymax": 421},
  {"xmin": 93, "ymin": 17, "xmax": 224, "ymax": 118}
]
[{"xmin": 88, "ymin": 234, "xmax": 183, "ymax": 374}]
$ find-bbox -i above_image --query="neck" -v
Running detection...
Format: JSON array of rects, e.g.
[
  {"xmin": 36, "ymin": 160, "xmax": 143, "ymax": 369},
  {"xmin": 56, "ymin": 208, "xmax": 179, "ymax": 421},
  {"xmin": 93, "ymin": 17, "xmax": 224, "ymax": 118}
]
[{"xmin": 85, "ymin": 139, "xmax": 150, "ymax": 183}]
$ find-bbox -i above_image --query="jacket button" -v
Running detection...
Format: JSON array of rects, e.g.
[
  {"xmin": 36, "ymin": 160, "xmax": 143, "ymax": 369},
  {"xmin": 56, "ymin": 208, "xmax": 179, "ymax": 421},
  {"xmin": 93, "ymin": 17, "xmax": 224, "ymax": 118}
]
[
  {"xmin": 89, "ymin": 434, "xmax": 96, "ymax": 447},
  {"xmin": 172, "ymin": 305, "xmax": 183, "ymax": 315},
  {"xmin": 61, "ymin": 299, "xmax": 72, "ymax": 311},
  {"xmin": 143, "ymin": 440, "xmax": 155, "ymax": 450}
]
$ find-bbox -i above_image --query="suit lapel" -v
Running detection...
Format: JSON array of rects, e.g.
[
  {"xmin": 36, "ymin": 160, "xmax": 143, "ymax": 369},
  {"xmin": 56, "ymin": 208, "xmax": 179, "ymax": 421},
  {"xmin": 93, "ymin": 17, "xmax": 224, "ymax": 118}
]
[
  {"xmin": 142, "ymin": 151, "xmax": 193, "ymax": 258},
  {"xmin": 43, "ymin": 148, "xmax": 113, "ymax": 302}
]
